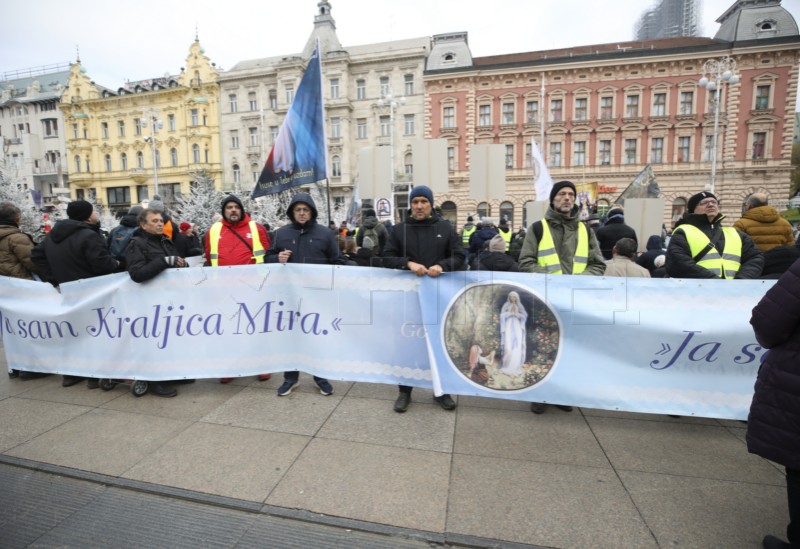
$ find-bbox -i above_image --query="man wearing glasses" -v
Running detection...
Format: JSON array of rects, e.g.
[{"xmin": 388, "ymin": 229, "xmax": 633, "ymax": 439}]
[{"xmin": 666, "ymin": 191, "xmax": 763, "ymax": 279}]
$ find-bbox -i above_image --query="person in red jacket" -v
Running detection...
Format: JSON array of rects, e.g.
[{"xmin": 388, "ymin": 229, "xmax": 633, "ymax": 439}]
[{"xmin": 204, "ymin": 195, "xmax": 271, "ymax": 383}]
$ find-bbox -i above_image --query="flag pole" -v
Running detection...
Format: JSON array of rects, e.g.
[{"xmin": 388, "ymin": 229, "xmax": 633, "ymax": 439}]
[{"xmin": 316, "ymin": 38, "xmax": 333, "ymax": 225}]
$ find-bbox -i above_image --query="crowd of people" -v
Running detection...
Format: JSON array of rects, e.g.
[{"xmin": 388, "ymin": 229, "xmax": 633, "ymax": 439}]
[{"xmin": 2, "ymin": 181, "xmax": 800, "ymax": 548}]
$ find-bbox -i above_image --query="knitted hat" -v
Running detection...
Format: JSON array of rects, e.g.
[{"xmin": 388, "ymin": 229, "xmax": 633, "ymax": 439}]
[
  {"xmin": 66, "ymin": 200, "xmax": 93, "ymax": 221},
  {"xmin": 467, "ymin": 215, "xmax": 474, "ymax": 222},
  {"xmin": 409, "ymin": 185, "xmax": 434, "ymax": 205},
  {"xmin": 654, "ymin": 255, "xmax": 666, "ymax": 268},
  {"xmin": 221, "ymin": 194, "xmax": 244, "ymax": 215},
  {"xmin": 148, "ymin": 196, "xmax": 165, "ymax": 212},
  {"xmin": 363, "ymin": 208, "xmax": 376, "ymax": 218},
  {"xmin": 549, "ymin": 180, "xmax": 576, "ymax": 205},
  {"xmin": 687, "ymin": 191, "xmax": 717, "ymax": 213},
  {"xmin": 179, "ymin": 222, "xmax": 191, "ymax": 232},
  {"xmin": 488, "ymin": 234, "xmax": 506, "ymax": 253},
  {"xmin": 128, "ymin": 205, "xmax": 144, "ymax": 216}
]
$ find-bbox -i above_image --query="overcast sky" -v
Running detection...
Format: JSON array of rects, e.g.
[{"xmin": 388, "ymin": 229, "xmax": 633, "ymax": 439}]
[{"xmin": 3, "ymin": 0, "xmax": 799, "ymax": 86}]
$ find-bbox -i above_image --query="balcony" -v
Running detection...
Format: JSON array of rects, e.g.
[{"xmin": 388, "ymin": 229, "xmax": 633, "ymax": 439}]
[
  {"xmin": 129, "ymin": 168, "xmax": 147, "ymax": 183},
  {"xmin": 3, "ymin": 137, "xmax": 22, "ymax": 145}
]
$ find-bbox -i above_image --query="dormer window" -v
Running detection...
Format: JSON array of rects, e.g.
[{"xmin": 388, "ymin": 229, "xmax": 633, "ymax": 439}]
[
  {"xmin": 443, "ymin": 52, "xmax": 456, "ymax": 64},
  {"xmin": 756, "ymin": 18, "xmax": 777, "ymax": 34}
]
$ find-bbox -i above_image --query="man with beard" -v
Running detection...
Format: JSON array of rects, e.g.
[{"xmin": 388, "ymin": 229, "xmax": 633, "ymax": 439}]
[
  {"xmin": 382, "ymin": 185, "xmax": 466, "ymax": 413},
  {"xmin": 32, "ymin": 200, "xmax": 119, "ymax": 388},
  {"xmin": 205, "ymin": 195, "xmax": 271, "ymax": 383}
]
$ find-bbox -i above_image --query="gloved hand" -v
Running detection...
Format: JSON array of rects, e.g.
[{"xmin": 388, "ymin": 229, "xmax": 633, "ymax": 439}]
[{"xmin": 164, "ymin": 256, "xmax": 180, "ymax": 267}]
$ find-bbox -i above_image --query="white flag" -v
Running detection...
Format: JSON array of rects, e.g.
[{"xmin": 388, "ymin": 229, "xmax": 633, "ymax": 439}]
[{"xmin": 531, "ymin": 136, "xmax": 554, "ymax": 202}]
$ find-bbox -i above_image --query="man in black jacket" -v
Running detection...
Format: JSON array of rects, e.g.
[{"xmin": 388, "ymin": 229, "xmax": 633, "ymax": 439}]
[
  {"xmin": 595, "ymin": 206, "xmax": 637, "ymax": 260},
  {"xmin": 124, "ymin": 208, "xmax": 187, "ymax": 397},
  {"xmin": 32, "ymin": 200, "xmax": 120, "ymax": 388},
  {"xmin": 383, "ymin": 185, "xmax": 466, "ymax": 413}
]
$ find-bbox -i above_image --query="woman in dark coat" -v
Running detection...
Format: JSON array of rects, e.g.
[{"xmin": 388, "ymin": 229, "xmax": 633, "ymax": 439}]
[{"xmin": 746, "ymin": 258, "xmax": 800, "ymax": 549}]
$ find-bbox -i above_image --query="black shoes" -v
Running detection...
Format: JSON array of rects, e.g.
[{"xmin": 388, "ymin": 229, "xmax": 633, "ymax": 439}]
[
  {"xmin": 149, "ymin": 382, "xmax": 177, "ymax": 398},
  {"xmin": 530, "ymin": 403, "xmax": 574, "ymax": 414},
  {"xmin": 394, "ymin": 392, "xmax": 411, "ymax": 413},
  {"xmin": 434, "ymin": 394, "xmax": 457, "ymax": 411},
  {"xmin": 762, "ymin": 534, "xmax": 793, "ymax": 548},
  {"xmin": 18, "ymin": 371, "xmax": 50, "ymax": 380},
  {"xmin": 86, "ymin": 378, "xmax": 99, "ymax": 390},
  {"xmin": 62, "ymin": 375, "xmax": 85, "ymax": 387}
]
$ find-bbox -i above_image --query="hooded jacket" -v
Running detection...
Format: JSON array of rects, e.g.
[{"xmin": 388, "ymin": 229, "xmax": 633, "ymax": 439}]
[
  {"xmin": 0, "ymin": 219, "xmax": 39, "ymax": 280},
  {"xmin": 636, "ymin": 235, "xmax": 666, "ymax": 274},
  {"xmin": 31, "ymin": 219, "xmax": 118, "ymax": 285},
  {"xmin": 595, "ymin": 210, "xmax": 638, "ymax": 260},
  {"xmin": 733, "ymin": 205, "xmax": 794, "ymax": 252},
  {"xmin": 518, "ymin": 206, "xmax": 606, "ymax": 275},
  {"xmin": 265, "ymin": 193, "xmax": 345, "ymax": 265},
  {"xmin": 382, "ymin": 211, "xmax": 466, "ymax": 272},
  {"xmin": 356, "ymin": 214, "xmax": 389, "ymax": 254},
  {"xmin": 666, "ymin": 213, "xmax": 763, "ymax": 279},
  {"xmin": 204, "ymin": 195, "xmax": 270, "ymax": 266}
]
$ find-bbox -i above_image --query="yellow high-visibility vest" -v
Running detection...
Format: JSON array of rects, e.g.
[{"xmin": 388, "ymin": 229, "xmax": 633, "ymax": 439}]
[
  {"xmin": 208, "ymin": 221, "xmax": 265, "ymax": 266},
  {"xmin": 676, "ymin": 225, "xmax": 742, "ymax": 279},
  {"xmin": 462, "ymin": 225, "xmax": 476, "ymax": 245},
  {"xmin": 499, "ymin": 229, "xmax": 512, "ymax": 251},
  {"xmin": 537, "ymin": 219, "xmax": 589, "ymax": 274}
]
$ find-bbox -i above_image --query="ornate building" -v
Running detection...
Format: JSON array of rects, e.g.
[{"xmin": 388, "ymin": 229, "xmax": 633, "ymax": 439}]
[
  {"xmin": 424, "ymin": 0, "xmax": 800, "ymax": 230},
  {"xmin": 59, "ymin": 39, "xmax": 221, "ymax": 216},
  {"xmin": 218, "ymin": 1, "xmax": 429, "ymax": 217}
]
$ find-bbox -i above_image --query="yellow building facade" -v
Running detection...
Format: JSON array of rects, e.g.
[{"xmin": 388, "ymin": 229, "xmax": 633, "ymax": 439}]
[{"xmin": 60, "ymin": 39, "xmax": 222, "ymax": 216}]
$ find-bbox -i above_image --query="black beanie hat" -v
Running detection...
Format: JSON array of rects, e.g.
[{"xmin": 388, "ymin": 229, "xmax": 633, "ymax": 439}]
[
  {"xmin": 221, "ymin": 194, "xmax": 245, "ymax": 216},
  {"xmin": 549, "ymin": 181, "xmax": 576, "ymax": 205},
  {"xmin": 687, "ymin": 191, "xmax": 717, "ymax": 213},
  {"xmin": 67, "ymin": 200, "xmax": 93, "ymax": 221}
]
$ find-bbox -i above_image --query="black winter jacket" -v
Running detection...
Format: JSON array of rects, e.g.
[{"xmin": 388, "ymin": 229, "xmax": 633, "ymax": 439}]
[
  {"xmin": 636, "ymin": 235, "xmax": 666, "ymax": 274},
  {"xmin": 382, "ymin": 214, "xmax": 466, "ymax": 272},
  {"xmin": 746, "ymin": 257, "xmax": 800, "ymax": 469},
  {"xmin": 595, "ymin": 216, "xmax": 638, "ymax": 260},
  {"xmin": 265, "ymin": 193, "xmax": 346, "ymax": 265},
  {"xmin": 125, "ymin": 229, "xmax": 181, "ymax": 283},
  {"xmin": 665, "ymin": 213, "xmax": 763, "ymax": 279},
  {"xmin": 31, "ymin": 219, "xmax": 118, "ymax": 285},
  {"xmin": 471, "ymin": 251, "xmax": 519, "ymax": 272}
]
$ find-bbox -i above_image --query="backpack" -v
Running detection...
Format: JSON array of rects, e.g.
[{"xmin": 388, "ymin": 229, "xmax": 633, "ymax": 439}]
[
  {"xmin": 361, "ymin": 225, "xmax": 381, "ymax": 255},
  {"xmin": 109, "ymin": 225, "xmax": 137, "ymax": 261}
]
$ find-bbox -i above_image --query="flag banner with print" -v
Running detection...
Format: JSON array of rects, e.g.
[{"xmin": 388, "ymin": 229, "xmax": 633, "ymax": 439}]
[
  {"xmin": 532, "ymin": 136, "xmax": 554, "ymax": 202},
  {"xmin": 614, "ymin": 164, "xmax": 661, "ymax": 206},
  {"xmin": 252, "ymin": 43, "xmax": 327, "ymax": 198}
]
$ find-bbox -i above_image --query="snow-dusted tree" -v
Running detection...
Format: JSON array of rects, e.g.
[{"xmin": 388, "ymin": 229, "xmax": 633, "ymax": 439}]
[
  {"xmin": 0, "ymin": 159, "xmax": 66, "ymax": 239},
  {"xmin": 173, "ymin": 169, "xmax": 227, "ymax": 234}
]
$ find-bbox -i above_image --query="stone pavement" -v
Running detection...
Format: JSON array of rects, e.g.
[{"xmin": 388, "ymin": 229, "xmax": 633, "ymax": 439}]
[{"xmin": 0, "ymin": 353, "xmax": 788, "ymax": 548}]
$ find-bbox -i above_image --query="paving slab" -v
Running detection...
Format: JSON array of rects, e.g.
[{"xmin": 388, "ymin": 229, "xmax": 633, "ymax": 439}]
[
  {"xmin": 458, "ymin": 394, "xmax": 533, "ymax": 411},
  {"xmin": 17, "ymin": 376, "xmax": 125, "ymax": 407},
  {"xmin": 316, "ymin": 396, "xmax": 456, "ymax": 453},
  {"xmin": 619, "ymin": 469, "xmax": 789, "ymax": 549},
  {"xmin": 201, "ymin": 385, "xmax": 341, "ymax": 436},
  {"xmin": 581, "ymin": 406, "xmax": 720, "ymax": 425},
  {"xmin": 0, "ymin": 397, "xmax": 92, "ymax": 453},
  {"xmin": 122, "ymin": 422, "xmax": 310, "ymax": 502},
  {"xmin": 586, "ymin": 415, "xmax": 784, "ymax": 483},
  {"xmin": 455, "ymin": 406, "xmax": 611, "ymax": 469},
  {"xmin": 344, "ymin": 382, "xmax": 434, "ymax": 403},
  {"xmin": 5, "ymin": 407, "xmax": 191, "ymax": 476},
  {"xmin": 267, "ymin": 438, "xmax": 451, "ymax": 532},
  {"xmin": 447, "ymin": 453, "xmax": 656, "ymax": 548},
  {"xmin": 0, "ymin": 373, "xmax": 61, "ymax": 400}
]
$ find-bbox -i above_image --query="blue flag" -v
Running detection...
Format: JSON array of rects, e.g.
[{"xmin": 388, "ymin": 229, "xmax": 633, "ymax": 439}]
[{"xmin": 252, "ymin": 43, "xmax": 327, "ymax": 198}]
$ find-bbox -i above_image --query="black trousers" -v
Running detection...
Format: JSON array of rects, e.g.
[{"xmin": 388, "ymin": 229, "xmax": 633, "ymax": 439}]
[{"xmin": 788, "ymin": 467, "xmax": 800, "ymax": 545}]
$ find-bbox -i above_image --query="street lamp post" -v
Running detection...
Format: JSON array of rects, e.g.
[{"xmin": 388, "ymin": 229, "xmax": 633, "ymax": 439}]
[
  {"xmin": 698, "ymin": 56, "xmax": 739, "ymax": 194},
  {"xmin": 141, "ymin": 109, "xmax": 163, "ymax": 197},
  {"xmin": 376, "ymin": 88, "xmax": 405, "ymax": 212}
]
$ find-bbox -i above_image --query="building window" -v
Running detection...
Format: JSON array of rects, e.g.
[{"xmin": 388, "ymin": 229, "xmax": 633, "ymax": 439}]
[
  {"xmin": 404, "ymin": 152, "xmax": 413, "ymax": 174},
  {"xmin": 117, "ymin": 121, "xmax": 125, "ymax": 137},
  {"xmin": 599, "ymin": 140, "xmax": 611, "ymax": 165},
  {"xmin": 442, "ymin": 106, "xmax": 455, "ymax": 129},
  {"xmin": 154, "ymin": 149, "xmax": 160, "ymax": 168},
  {"xmin": 652, "ymin": 93, "xmax": 666, "ymax": 116},
  {"xmin": 231, "ymin": 130, "xmax": 239, "ymax": 149},
  {"xmin": 134, "ymin": 118, "xmax": 143, "ymax": 135},
  {"xmin": 479, "ymin": 105, "xmax": 491, "ymax": 126},
  {"xmin": 252, "ymin": 165, "xmax": 260, "ymax": 183},
  {"xmin": 752, "ymin": 132, "xmax": 766, "ymax": 159},
  {"xmin": 651, "ymin": 137, "xmax": 664, "ymax": 163},
  {"xmin": 526, "ymin": 100, "xmax": 539, "ymax": 124},
  {"xmin": 404, "ymin": 114, "xmax": 415, "ymax": 135},
  {"xmin": 42, "ymin": 118, "xmax": 58, "ymax": 137},
  {"xmin": 192, "ymin": 144, "xmax": 201, "ymax": 163},
  {"xmin": 191, "ymin": 109, "xmax": 199, "ymax": 126},
  {"xmin": 104, "ymin": 154, "xmax": 112, "ymax": 172},
  {"xmin": 600, "ymin": 96, "xmax": 613, "ymax": 119},
  {"xmin": 755, "ymin": 85, "xmax": 770, "ymax": 110},
  {"xmin": 170, "ymin": 148, "xmax": 178, "ymax": 166},
  {"xmin": 404, "ymin": 74, "xmax": 414, "ymax": 96},
  {"xmin": 625, "ymin": 139, "xmax": 637, "ymax": 164},
  {"xmin": 74, "ymin": 155, "xmax": 81, "ymax": 173},
  {"xmin": 678, "ymin": 136, "xmax": 691, "ymax": 163},
  {"xmin": 269, "ymin": 90, "xmax": 278, "ymax": 109},
  {"xmin": 101, "ymin": 122, "xmax": 108, "ymax": 139},
  {"xmin": 679, "ymin": 91, "xmax": 694, "ymax": 115},
  {"xmin": 380, "ymin": 76, "xmax": 390, "ymax": 96},
  {"xmin": 573, "ymin": 141, "xmax": 586, "ymax": 166},
  {"xmin": 285, "ymin": 85, "xmax": 294, "ymax": 105},
  {"xmin": 249, "ymin": 92, "xmax": 258, "ymax": 111},
  {"xmin": 356, "ymin": 79, "xmax": 366, "ymax": 100},
  {"xmin": 331, "ymin": 155, "xmax": 341, "ymax": 177},
  {"xmin": 330, "ymin": 117, "xmax": 341, "ymax": 138},
  {"xmin": 136, "ymin": 151, "xmax": 144, "ymax": 169},
  {"xmin": 357, "ymin": 118, "xmax": 367, "ymax": 139},
  {"xmin": 447, "ymin": 146, "xmax": 456, "ymax": 171},
  {"xmin": 330, "ymin": 78, "xmax": 339, "ymax": 99},
  {"xmin": 704, "ymin": 135, "xmax": 715, "ymax": 161},
  {"xmin": 477, "ymin": 202, "xmax": 490, "ymax": 219},
  {"xmin": 626, "ymin": 95, "xmax": 640, "ymax": 118},
  {"xmin": 549, "ymin": 142, "xmax": 561, "ymax": 167},
  {"xmin": 502, "ymin": 102, "xmax": 515, "ymax": 125},
  {"xmin": 120, "ymin": 152, "xmax": 128, "ymax": 170},
  {"xmin": 380, "ymin": 115, "xmax": 391, "ymax": 137},
  {"xmin": 574, "ymin": 98, "xmax": 588, "ymax": 120},
  {"xmin": 505, "ymin": 144, "xmax": 514, "ymax": 169},
  {"xmin": 107, "ymin": 186, "xmax": 130, "ymax": 206},
  {"xmin": 168, "ymin": 114, "xmax": 175, "ymax": 131},
  {"xmin": 671, "ymin": 197, "xmax": 687, "ymax": 228},
  {"xmin": 71, "ymin": 123, "xmax": 79, "ymax": 139},
  {"xmin": 524, "ymin": 143, "xmax": 532, "ymax": 168},
  {"xmin": 500, "ymin": 201, "xmax": 514, "ymax": 228},
  {"xmin": 137, "ymin": 185, "xmax": 149, "ymax": 202},
  {"xmin": 550, "ymin": 99, "xmax": 562, "ymax": 121},
  {"xmin": 249, "ymin": 127, "xmax": 258, "ymax": 146},
  {"xmin": 270, "ymin": 126, "xmax": 278, "ymax": 143},
  {"xmin": 233, "ymin": 164, "xmax": 241, "ymax": 183},
  {"xmin": 229, "ymin": 94, "xmax": 237, "ymax": 113}
]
